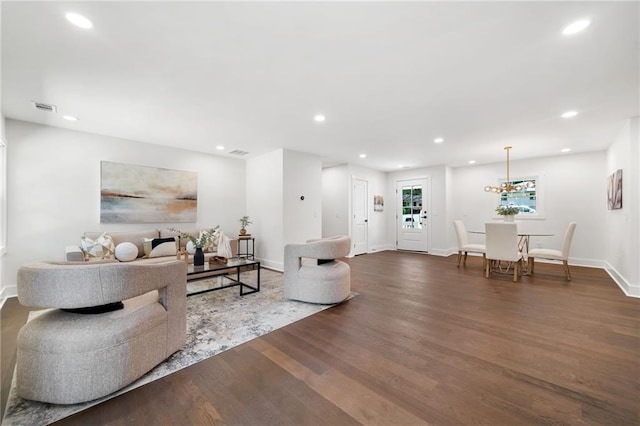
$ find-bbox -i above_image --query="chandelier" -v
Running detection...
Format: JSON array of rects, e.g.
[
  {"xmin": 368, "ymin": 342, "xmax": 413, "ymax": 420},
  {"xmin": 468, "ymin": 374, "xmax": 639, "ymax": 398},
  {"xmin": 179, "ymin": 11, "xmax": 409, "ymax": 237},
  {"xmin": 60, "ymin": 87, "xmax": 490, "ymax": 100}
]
[{"xmin": 484, "ymin": 146, "xmax": 535, "ymax": 193}]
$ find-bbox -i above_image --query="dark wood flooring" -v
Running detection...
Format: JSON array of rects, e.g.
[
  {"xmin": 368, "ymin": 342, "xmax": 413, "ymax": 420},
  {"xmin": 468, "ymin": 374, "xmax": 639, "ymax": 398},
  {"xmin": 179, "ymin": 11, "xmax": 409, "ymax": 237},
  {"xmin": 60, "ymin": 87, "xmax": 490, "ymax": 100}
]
[{"xmin": 2, "ymin": 252, "xmax": 639, "ymax": 425}]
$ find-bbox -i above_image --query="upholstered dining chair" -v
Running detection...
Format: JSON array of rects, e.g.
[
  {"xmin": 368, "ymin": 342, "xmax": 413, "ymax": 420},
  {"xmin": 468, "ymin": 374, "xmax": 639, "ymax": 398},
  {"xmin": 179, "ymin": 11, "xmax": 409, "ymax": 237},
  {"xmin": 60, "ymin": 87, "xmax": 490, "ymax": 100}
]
[
  {"xmin": 485, "ymin": 222, "xmax": 523, "ymax": 282},
  {"xmin": 453, "ymin": 220, "xmax": 486, "ymax": 267},
  {"xmin": 527, "ymin": 222, "xmax": 577, "ymax": 281}
]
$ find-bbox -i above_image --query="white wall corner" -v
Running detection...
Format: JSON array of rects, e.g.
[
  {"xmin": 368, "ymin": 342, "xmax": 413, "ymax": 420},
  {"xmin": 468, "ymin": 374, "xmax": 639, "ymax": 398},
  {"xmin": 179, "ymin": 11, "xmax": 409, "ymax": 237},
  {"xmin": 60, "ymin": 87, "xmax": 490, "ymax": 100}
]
[
  {"xmin": 605, "ymin": 262, "xmax": 640, "ymax": 298},
  {"xmin": 0, "ymin": 284, "xmax": 18, "ymax": 308},
  {"xmin": 258, "ymin": 258, "xmax": 284, "ymax": 273}
]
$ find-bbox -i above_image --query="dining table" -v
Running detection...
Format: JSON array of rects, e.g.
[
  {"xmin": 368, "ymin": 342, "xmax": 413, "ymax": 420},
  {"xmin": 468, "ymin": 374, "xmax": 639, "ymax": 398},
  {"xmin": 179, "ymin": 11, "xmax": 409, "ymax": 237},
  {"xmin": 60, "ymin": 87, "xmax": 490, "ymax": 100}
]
[{"xmin": 469, "ymin": 229, "xmax": 554, "ymax": 274}]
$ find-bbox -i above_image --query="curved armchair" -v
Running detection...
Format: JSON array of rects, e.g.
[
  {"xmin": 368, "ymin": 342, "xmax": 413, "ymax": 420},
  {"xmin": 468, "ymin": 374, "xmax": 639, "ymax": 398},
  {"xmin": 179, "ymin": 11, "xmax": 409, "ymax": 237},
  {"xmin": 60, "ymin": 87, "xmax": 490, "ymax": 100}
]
[
  {"xmin": 284, "ymin": 235, "xmax": 351, "ymax": 304},
  {"xmin": 453, "ymin": 220, "xmax": 486, "ymax": 267},
  {"xmin": 485, "ymin": 223, "xmax": 523, "ymax": 282},
  {"xmin": 16, "ymin": 260, "xmax": 187, "ymax": 404},
  {"xmin": 528, "ymin": 222, "xmax": 577, "ymax": 281}
]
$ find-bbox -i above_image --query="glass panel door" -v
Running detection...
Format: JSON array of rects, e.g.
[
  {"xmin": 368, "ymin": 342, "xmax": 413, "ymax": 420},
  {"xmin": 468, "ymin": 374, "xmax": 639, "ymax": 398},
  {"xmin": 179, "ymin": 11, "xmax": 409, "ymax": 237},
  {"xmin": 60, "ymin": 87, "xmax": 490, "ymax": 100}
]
[{"xmin": 402, "ymin": 185, "xmax": 422, "ymax": 229}]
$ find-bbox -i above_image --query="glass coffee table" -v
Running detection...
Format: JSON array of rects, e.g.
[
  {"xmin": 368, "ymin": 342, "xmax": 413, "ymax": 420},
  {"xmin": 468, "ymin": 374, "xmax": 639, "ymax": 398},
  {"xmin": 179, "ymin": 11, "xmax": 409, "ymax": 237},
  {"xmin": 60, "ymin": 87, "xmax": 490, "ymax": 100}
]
[{"xmin": 186, "ymin": 258, "xmax": 260, "ymax": 297}]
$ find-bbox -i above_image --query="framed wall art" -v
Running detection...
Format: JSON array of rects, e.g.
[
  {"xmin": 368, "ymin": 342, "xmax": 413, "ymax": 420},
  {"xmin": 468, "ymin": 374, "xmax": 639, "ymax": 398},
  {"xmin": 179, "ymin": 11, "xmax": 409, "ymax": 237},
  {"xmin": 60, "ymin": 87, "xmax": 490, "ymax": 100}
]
[
  {"xmin": 374, "ymin": 195, "xmax": 384, "ymax": 212},
  {"xmin": 100, "ymin": 161, "xmax": 197, "ymax": 223},
  {"xmin": 607, "ymin": 169, "xmax": 622, "ymax": 210}
]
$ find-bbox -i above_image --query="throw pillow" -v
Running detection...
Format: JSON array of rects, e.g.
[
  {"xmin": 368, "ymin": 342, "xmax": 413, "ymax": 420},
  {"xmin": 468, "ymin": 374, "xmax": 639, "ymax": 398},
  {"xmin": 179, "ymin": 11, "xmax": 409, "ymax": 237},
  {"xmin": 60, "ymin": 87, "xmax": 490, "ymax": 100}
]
[
  {"xmin": 203, "ymin": 231, "xmax": 219, "ymax": 253},
  {"xmin": 62, "ymin": 302, "xmax": 124, "ymax": 315},
  {"xmin": 115, "ymin": 242, "xmax": 139, "ymax": 262},
  {"xmin": 80, "ymin": 233, "xmax": 115, "ymax": 260},
  {"xmin": 185, "ymin": 240, "xmax": 196, "ymax": 255},
  {"xmin": 143, "ymin": 237, "xmax": 179, "ymax": 258}
]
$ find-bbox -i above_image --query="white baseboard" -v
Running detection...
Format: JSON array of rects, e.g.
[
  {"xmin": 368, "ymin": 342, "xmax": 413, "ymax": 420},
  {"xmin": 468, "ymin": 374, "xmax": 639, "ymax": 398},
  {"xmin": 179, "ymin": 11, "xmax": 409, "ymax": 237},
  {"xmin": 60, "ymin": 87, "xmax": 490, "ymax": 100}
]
[
  {"xmin": 604, "ymin": 262, "xmax": 639, "ymax": 298},
  {"xmin": 257, "ymin": 258, "xmax": 283, "ymax": 273},
  {"xmin": 0, "ymin": 284, "xmax": 18, "ymax": 309},
  {"xmin": 368, "ymin": 244, "xmax": 394, "ymax": 254}
]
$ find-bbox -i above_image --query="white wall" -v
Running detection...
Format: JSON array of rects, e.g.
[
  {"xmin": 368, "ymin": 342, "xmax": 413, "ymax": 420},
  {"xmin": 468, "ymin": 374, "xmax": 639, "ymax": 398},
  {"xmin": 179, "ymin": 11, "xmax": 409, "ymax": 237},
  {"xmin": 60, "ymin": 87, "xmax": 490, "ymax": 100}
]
[
  {"xmin": 283, "ymin": 150, "xmax": 322, "ymax": 245},
  {"xmin": 0, "ymin": 116, "xmax": 6, "ymax": 305},
  {"xmin": 348, "ymin": 165, "xmax": 389, "ymax": 254},
  {"xmin": 247, "ymin": 148, "xmax": 322, "ymax": 270},
  {"xmin": 246, "ymin": 149, "xmax": 283, "ymax": 270},
  {"xmin": 322, "ymin": 165, "xmax": 349, "ymax": 238},
  {"xmin": 0, "ymin": 8, "xmax": 6, "ymax": 303},
  {"xmin": 386, "ymin": 165, "xmax": 448, "ymax": 255},
  {"xmin": 321, "ymin": 164, "xmax": 389, "ymax": 255},
  {"xmin": 606, "ymin": 117, "xmax": 640, "ymax": 296},
  {"xmin": 452, "ymin": 151, "xmax": 608, "ymax": 265},
  {"xmin": 3, "ymin": 120, "xmax": 246, "ymax": 296}
]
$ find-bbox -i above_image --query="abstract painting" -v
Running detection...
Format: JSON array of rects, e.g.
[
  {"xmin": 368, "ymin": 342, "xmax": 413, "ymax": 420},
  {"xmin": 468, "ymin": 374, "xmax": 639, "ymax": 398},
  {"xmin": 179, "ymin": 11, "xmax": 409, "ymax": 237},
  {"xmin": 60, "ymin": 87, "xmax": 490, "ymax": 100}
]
[
  {"xmin": 101, "ymin": 161, "xmax": 197, "ymax": 223},
  {"xmin": 607, "ymin": 169, "xmax": 622, "ymax": 210}
]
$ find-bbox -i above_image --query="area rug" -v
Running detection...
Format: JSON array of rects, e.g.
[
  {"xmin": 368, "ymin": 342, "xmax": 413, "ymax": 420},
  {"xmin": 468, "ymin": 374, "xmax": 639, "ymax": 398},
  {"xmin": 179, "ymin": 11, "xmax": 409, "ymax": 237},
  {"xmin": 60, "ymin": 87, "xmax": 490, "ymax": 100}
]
[{"xmin": 3, "ymin": 269, "xmax": 353, "ymax": 425}]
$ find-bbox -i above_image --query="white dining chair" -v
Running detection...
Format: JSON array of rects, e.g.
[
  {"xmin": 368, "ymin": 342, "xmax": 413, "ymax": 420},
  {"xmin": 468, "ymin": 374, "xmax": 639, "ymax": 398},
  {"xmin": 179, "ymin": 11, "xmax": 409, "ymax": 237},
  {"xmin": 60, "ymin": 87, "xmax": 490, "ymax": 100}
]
[
  {"xmin": 527, "ymin": 222, "xmax": 577, "ymax": 281},
  {"xmin": 485, "ymin": 222, "xmax": 523, "ymax": 282},
  {"xmin": 453, "ymin": 220, "xmax": 486, "ymax": 267}
]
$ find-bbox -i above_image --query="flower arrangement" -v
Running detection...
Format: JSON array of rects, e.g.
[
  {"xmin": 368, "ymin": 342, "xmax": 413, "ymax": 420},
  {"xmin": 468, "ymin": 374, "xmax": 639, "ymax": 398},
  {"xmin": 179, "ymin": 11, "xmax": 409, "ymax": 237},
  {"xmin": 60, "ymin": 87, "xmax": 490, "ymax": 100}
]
[
  {"xmin": 169, "ymin": 226, "xmax": 220, "ymax": 249},
  {"xmin": 495, "ymin": 205, "xmax": 520, "ymax": 216}
]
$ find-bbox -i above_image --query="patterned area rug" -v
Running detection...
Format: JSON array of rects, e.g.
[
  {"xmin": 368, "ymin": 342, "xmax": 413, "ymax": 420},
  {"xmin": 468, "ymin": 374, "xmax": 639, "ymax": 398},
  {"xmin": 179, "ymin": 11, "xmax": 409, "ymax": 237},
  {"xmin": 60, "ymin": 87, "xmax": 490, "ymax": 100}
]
[{"xmin": 3, "ymin": 269, "xmax": 351, "ymax": 425}]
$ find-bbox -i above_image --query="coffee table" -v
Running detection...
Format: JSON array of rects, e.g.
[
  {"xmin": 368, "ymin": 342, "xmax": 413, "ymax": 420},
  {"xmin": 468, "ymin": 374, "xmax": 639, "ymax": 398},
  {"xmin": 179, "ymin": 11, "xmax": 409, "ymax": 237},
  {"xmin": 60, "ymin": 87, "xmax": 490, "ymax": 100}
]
[{"xmin": 186, "ymin": 258, "xmax": 260, "ymax": 297}]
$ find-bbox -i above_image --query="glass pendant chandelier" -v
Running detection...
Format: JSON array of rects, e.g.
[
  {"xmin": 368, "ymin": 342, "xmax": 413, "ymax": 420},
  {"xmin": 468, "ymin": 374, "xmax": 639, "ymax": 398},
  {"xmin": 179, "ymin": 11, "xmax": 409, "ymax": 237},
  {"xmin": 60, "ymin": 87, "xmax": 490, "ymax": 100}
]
[{"xmin": 484, "ymin": 146, "xmax": 535, "ymax": 193}]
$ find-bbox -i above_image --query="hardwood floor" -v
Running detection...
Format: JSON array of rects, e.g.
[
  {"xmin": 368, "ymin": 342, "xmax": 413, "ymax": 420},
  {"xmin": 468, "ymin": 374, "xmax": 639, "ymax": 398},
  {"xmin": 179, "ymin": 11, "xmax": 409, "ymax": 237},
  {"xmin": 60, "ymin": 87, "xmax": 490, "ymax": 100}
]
[{"xmin": 2, "ymin": 252, "xmax": 639, "ymax": 425}]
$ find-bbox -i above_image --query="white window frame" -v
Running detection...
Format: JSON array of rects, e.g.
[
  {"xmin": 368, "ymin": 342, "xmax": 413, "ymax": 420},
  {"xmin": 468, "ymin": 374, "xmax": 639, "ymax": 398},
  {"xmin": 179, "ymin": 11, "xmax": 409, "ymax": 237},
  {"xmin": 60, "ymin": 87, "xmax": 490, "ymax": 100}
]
[{"xmin": 497, "ymin": 175, "xmax": 543, "ymax": 219}]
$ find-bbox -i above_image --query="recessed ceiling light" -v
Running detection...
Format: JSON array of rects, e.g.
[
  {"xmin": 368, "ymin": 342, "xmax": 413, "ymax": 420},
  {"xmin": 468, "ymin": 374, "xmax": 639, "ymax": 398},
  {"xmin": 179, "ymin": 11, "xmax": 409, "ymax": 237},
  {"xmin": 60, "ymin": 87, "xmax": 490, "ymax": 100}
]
[
  {"xmin": 562, "ymin": 19, "xmax": 590, "ymax": 36},
  {"xmin": 359, "ymin": 154, "xmax": 367, "ymax": 159},
  {"xmin": 434, "ymin": 137, "xmax": 444, "ymax": 144},
  {"xmin": 65, "ymin": 12, "xmax": 93, "ymax": 29},
  {"xmin": 62, "ymin": 115, "xmax": 78, "ymax": 121},
  {"xmin": 468, "ymin": 160, "xmax": 476, "ymax": 164},
  {"xmin": 561, "ymin": 111, "xmax": 578, "ymax": 118},
  {"xmin": 216, "ymin": 145, "xmax": 225, "ymax": 150},
  {"xmin": 313, "ymin": 114, "xmax": 326, "ymax": 123},
  {"xmin": 561, "ymin": 148, "xmax": 571, "ymax": 153}
]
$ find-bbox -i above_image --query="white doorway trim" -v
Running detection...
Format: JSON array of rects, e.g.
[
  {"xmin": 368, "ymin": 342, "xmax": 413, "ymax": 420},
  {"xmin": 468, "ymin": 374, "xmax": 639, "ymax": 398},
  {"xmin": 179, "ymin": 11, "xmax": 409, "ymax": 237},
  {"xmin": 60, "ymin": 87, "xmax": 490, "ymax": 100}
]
[{"xmin": 351, "ymin": 177, "xmax": 368, "ymax": 256}]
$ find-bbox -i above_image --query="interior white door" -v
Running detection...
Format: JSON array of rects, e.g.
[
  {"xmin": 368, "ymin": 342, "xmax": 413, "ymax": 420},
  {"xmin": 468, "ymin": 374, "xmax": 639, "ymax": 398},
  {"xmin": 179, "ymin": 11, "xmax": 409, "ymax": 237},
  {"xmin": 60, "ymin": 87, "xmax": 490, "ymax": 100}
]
[
  {"xmin": 396, "ymin": 178, "xmax": 429, "ymax": 252},
  {"xmin": 352, "ymin": 178, "xmax": 368, "ymax": 255}
]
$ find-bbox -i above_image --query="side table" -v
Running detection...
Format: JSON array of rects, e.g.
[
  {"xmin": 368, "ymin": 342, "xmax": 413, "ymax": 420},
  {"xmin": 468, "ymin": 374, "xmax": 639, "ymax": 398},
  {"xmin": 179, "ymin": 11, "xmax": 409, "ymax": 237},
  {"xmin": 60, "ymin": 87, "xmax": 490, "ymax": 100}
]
[{"xmin": 238, "ymin": 236, "xmax": 255, "ymax": 260}]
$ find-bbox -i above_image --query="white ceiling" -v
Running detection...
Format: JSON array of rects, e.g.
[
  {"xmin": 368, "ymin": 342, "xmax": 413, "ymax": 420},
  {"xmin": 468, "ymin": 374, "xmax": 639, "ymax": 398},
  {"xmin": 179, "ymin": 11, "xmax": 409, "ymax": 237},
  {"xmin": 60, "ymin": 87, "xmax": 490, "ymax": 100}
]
[{"xmin": 2, "ymin": 1, "xmax": 638, "ymax": 171}]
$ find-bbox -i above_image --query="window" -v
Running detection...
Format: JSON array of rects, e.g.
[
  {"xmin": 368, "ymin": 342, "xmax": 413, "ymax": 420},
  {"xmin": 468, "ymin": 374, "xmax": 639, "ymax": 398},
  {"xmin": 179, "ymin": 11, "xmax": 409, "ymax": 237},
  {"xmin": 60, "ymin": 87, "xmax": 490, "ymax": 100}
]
[
  {"xmin": 498, "ymin": 178, "xmax": 537, "ymax": 214},
  {"xmin": 402, "ymin": 185, "xmax": 422, "ymax": 228}
]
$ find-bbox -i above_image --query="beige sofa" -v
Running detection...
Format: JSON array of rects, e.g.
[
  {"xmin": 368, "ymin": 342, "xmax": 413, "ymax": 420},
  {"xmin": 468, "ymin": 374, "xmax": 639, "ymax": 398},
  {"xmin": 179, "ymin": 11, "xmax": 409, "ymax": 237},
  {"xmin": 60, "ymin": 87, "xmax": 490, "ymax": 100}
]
[{"xmin": 66, "ymin": 228, "xmax": 238, "ymax": 264}]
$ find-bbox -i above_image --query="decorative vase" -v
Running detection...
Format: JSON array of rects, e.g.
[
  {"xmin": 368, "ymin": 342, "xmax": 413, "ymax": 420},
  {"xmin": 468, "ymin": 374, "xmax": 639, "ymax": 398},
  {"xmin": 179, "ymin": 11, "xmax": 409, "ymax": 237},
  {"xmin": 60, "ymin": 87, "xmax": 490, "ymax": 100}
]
[
  {"xmin": 194, "ymin": 247, "xmax": 205, "ymax": 266},
  {"xmin": 239, "ymin": 228, "xmax": 247, "ymax": 236},
  {"xmin": 504, "ymin": 214, "xmax": 515, "ymax": 222}
]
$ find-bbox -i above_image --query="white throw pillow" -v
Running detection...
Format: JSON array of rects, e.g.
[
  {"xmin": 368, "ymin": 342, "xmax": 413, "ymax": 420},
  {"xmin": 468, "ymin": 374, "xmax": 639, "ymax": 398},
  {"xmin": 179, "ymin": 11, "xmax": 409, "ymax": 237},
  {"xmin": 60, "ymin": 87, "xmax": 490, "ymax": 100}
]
[
  {"xmin": 185, "ymin": 240, "xmax": 196, "ymax": 255},
  {"xmin": 143, "ymin": 237, "xmax": 179, "ymax": 258},
  {"xmin": 80, "ymin": 233, "xmax": 115, "ymax": 260},
  {"xmin": 217, "ymin": 231, "xmax": 233, "ymax": 258},
  {"xmin": 115, "ymin": 242, "xmax": 138, "ymax": 262}
]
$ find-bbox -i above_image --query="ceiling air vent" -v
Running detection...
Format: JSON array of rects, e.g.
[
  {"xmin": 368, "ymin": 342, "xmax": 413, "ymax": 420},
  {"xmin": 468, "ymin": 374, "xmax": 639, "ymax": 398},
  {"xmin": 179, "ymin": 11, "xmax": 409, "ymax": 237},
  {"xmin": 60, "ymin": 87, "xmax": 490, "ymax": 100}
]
[
  {"xmin": 229, "ymin": 149, "xmax": 249, "ymax": 156},
  {"xmin": 32, "ymin": 101, "xmax": 57, "ymax": 113}
]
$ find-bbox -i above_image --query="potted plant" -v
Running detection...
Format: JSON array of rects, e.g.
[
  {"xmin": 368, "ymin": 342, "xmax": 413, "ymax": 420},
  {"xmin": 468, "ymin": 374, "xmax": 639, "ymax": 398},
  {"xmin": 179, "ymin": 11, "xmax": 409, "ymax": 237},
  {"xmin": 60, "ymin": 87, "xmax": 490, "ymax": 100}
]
[
  {"xmin": 495, "ymin": 205, "xmax": 519, "ymax": 222},
  {"xmin": 239, "ymin": 216, "xmax": 252, "ymax": 236},
  {"xmin": 169, "ymin": 227, "xmax": 219, "ymax": 266}
]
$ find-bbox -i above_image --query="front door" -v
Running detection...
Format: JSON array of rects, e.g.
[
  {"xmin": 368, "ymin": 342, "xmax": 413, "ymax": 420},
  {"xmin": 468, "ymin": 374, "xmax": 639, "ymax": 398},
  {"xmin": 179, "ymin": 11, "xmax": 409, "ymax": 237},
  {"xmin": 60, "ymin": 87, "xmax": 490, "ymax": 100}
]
[
  {"xmin": 352, "ymin": 178, "xmax": 368, "ymax": 255},
  {"xmin": 396, "ymin": 178, "xmax": 429, "ymax": 252}
]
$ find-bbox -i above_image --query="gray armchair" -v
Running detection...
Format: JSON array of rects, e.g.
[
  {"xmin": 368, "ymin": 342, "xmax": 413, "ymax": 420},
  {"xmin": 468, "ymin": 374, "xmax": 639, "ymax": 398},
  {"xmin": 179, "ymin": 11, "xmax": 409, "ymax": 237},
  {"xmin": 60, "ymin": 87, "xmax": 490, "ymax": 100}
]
[
  {"xmin": 16, "ymin": 260, "xmax": 187, "ymax": 404},
  {"xmin": 284, "ymin": 235, "xmax": 351, "ymax": 304}
]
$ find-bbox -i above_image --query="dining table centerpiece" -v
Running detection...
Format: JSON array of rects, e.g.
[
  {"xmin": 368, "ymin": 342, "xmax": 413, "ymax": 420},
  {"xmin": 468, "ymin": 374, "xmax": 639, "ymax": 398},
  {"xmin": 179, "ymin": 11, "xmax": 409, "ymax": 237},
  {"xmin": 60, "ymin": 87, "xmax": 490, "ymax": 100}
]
[{"xmin": 495, "ymin": 205, "xmax": 519, "ymax": 222}]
